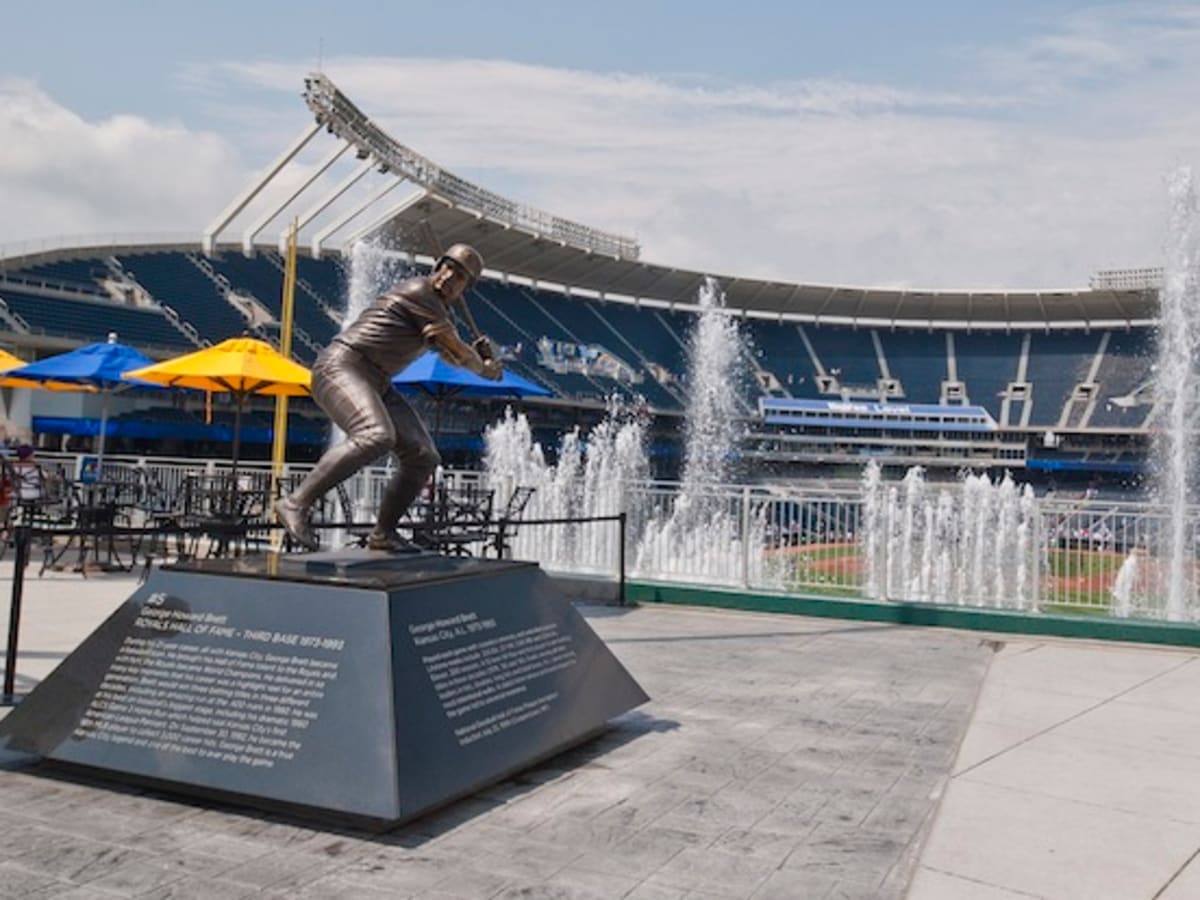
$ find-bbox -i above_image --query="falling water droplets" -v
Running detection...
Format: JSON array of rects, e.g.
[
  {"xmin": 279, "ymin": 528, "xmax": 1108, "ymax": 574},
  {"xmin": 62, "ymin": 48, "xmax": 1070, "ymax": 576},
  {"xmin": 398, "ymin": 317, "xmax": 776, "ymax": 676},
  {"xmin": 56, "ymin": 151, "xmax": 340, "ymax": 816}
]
[{"xmin": 1153, "ymin": 167, "xmax": 1200, "ymax": 620}]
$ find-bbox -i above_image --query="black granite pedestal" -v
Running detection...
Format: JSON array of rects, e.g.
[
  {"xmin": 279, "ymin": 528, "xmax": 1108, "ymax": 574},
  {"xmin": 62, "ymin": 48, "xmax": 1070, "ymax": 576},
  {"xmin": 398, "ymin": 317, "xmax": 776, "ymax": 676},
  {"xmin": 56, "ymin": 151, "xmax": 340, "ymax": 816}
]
[{"xmin": 0, "ymin": 552, "xmax": 648, "ymax": 829}]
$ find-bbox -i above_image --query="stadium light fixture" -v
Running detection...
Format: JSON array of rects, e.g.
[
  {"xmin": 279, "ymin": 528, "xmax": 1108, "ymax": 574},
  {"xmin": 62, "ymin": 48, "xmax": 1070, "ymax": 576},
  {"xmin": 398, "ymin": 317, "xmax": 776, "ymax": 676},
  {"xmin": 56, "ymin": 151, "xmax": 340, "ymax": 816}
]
[{"xmin": 302, "ymin": 72, "xmax": 640, "ymax": 261}]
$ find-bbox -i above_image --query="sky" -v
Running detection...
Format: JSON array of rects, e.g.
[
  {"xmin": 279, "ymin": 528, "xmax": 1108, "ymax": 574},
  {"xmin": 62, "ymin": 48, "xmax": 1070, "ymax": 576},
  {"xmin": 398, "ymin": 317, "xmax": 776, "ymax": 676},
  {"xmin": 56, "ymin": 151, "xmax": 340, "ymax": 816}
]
[{"xmin": 3, "ymin": 1, "xmax": 1200, "ymax": 290}]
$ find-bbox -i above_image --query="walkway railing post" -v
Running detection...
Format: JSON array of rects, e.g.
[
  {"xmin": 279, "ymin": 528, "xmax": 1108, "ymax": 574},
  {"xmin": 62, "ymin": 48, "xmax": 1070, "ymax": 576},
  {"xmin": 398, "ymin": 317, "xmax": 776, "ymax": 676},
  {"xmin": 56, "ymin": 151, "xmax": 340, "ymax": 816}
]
[
  {"xmin": 1032, "ymin": 500, "xmax": 1044, "ymax": 612},
  {"xmin": 740, "ymin": 486, "xmax": 752, "ymax": 589},
  {"xmin": 618, "ymin": 512, "xmax": 627, "ymax": 607},
  {"xmin": 3, "ymin": 525, "xmax": 32, "ymax": 704}
]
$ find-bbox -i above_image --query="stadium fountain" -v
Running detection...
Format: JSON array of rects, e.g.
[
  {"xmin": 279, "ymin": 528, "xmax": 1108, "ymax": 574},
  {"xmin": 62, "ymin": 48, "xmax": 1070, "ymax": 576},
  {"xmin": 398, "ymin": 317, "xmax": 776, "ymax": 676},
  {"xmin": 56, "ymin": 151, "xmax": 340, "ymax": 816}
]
[
  {"xmin": 634, "ymin": 277, "xmax": 768, "ymax": 584},
  {"xmin": 344, "ymin": 238, "xmax": 409, "ymax": 329},
  {"xmin": 677, "ymin": 276, "xmax": 744, "ymax": 489},
  {"xmin": 861, "ymin": 463, "xmax": 1038, "ymax": 609},
  {"xmin": 1151, "ymin": 167, "xmax": 1200, "ymax": 621},
  {"xmin": 1110, "ymin": 552, "xmax": 1140, "ymax": 619},
  {"xmin": 483, "ymin": 276, "xmax": 766, "ymax": 585},
  {"xmin": 863, "ymin": 171, "xmax": 1200, "ymax": 620},
  {"xmin": 483, "ymin": 403, "xmax": 648, "ymax": 572}
]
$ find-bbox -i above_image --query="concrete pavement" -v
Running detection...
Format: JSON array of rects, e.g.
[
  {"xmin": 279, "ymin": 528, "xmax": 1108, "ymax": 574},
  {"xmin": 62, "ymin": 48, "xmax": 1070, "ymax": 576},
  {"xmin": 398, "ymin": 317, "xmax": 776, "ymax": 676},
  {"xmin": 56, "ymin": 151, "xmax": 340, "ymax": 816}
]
[
  {"xmin": 3, "ymin": 560, "xmax": 1200, "ymax": 897},
  {"xmin": 0, "ymin": 561, "xmax": 985, "ymax": 898},
  {"xmin": 909, "ymin": 636, "xmax": 1200, "ymax": 899}
]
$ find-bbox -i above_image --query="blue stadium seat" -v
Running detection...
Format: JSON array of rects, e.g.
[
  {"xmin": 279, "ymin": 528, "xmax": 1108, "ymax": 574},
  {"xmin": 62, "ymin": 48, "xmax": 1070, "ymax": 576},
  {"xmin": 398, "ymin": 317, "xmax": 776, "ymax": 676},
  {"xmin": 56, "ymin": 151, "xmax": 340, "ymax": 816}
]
[
  {"xmin": 805, "ymin": 327, "xmax": 879, "ymax": 388},
  {"xmin": 468, "ymin": 285, "xmax": 601, "ymax": 400},
  {"xmin": 530, "ymin": 293, "xmax": 683, "ymax": 409},
  {"xmin": 209, "ymin": 253, "xmax": 339, "ymax": 346},
  {"xmin": 1090, "ymin": 329, "xmax": 1155, "ymax": 429},
  {"xmin": 19, "ymin": 258, "xmax": 107, "ymax": 291},
  {"xmin": 590, "ymin": 303, "xmax": 688, "ymax": 378},
  {"xmin": 878, "ymin": 331, "xmax": 947, "ymax": 404},
  {"xmin": 119, "ymin": 253, "xmax": 248, "ymax": 342},
  {"xmin": 208, "ymin": 253, "xmax": 286, "ymax": 317},
  {"xmin": 1025, "ymin": 332, "xmax": 1101, "ymax": 426},
  {"xmin": 954, "ymin": 333, "xmax": 1023, "ymax": 419},
  {"xmin": 295, "ymin": 255, "xmax": 347, "ymax": 309},
  {"xmin": 0, "ymin": 288, "xmax": 194, "ymax": 349},
  {"xmin": 741, "ymin": 320, "xmax": 820, "ymax": 396}
]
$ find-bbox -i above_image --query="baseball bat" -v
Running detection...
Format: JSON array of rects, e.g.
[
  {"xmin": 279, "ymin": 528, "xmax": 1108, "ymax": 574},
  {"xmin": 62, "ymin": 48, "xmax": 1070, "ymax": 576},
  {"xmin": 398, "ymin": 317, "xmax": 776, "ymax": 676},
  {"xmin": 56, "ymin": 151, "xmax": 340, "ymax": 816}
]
[{"xmin": 456, "ymin": 297, "xmax": 493, "ymax": 359}]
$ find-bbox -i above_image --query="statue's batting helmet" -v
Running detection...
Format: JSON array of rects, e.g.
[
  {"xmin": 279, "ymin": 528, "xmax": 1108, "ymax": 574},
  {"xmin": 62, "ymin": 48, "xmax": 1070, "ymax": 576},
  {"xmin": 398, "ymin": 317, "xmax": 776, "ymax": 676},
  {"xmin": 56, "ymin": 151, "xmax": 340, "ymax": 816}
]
[{"xmin": 436, "ymin": 244, "xmax": 484, "ymax": 285}]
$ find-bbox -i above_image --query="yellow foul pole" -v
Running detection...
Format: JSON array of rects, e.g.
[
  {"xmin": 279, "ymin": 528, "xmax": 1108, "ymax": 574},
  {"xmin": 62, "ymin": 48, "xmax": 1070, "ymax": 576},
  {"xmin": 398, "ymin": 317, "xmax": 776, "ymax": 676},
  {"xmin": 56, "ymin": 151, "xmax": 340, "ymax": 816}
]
[{"xmin": 270, "ymin": 220, "xmax": 298, "ymax": 543}]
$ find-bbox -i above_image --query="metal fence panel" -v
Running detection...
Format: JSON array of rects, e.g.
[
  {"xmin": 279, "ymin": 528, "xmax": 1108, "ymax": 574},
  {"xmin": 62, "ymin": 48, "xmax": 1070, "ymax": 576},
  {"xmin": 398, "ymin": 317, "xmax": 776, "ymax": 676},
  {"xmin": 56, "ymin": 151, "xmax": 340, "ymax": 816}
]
[{"xmin": 26, "ymin": 450, "xmax": 1200, "ymax": 622}]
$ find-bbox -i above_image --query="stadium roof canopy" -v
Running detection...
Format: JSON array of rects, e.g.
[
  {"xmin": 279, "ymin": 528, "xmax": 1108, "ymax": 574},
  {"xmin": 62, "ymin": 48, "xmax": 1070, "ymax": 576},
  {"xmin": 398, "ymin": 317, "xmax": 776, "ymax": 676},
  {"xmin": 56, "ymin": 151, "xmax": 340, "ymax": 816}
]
[
  {"xmin": 194, "ymin": 73, "xmax": 1155, "ymax": 331},
  {"xmin": 358, "ymin": 193, "xmax": 1157, "ymax": 329}
]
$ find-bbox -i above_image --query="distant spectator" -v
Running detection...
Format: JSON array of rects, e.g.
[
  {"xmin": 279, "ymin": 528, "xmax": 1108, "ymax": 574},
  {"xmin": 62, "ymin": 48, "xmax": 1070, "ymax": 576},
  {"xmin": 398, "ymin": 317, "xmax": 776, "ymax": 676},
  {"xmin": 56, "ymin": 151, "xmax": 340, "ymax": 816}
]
[{"xmin": 12, "ymin": 445, "xmax": 44, "ymax": 503}]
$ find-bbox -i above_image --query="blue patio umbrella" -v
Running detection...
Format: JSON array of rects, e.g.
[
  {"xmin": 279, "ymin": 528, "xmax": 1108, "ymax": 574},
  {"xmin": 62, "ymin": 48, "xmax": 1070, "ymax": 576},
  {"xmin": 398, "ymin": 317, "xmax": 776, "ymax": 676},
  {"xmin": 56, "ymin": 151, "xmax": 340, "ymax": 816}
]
[
  {"xmin": 391, "ymin": 351, "xmax": 552, "ymax": 436},
  {"xmin": 6, "ymin": 335, "xmax": 160, "ymax": 464}
]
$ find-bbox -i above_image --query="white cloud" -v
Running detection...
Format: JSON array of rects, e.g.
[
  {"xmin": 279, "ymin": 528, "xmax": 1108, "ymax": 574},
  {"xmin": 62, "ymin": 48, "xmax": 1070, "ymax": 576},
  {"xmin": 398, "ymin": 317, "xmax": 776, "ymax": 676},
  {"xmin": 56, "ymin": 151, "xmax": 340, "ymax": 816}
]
[
  {"xmin": 970, "ymin": 5, "xmax": 1200, "ymax": 95},
  {"xmin": 0, "ymin": 78, "xmax": 243, "ymax": 249},
  {"xmin": 7, "ymin": 4, "xmax": 1200, "ymax": 290},
  {"xmin": 196, "ymin": 30, "xmax": 1200, "ymax": 290}
]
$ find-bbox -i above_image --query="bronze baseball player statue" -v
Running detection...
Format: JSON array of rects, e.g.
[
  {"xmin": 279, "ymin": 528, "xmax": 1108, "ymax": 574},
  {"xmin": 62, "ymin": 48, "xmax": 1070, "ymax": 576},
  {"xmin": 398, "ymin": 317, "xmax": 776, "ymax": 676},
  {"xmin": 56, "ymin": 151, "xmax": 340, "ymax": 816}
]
[{"xmin": 275, "ymin": 243, "xmax": 501, "ymax": 552}]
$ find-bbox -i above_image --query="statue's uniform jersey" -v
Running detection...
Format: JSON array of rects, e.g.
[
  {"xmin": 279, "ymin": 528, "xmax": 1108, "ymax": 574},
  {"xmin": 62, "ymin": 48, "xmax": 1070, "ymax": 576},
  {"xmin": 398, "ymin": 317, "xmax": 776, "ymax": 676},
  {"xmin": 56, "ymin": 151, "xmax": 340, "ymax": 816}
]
[{"xmin": 330, "ymin": 276, "xmax": 451, "ymax": 375}]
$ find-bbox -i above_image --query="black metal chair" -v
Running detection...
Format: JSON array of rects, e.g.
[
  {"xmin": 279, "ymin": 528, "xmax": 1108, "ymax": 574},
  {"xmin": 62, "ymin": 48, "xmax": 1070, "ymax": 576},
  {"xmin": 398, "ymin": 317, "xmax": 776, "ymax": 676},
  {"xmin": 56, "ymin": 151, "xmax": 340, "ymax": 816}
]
[
  {"xmin": 181, "ymin": 472, "xmax": 273, "ymax": 558},
  {"xmin": 489, "ymin": 485, "xmax": 537, "ymax": 558},
  {"xmin": 408, "ymin": 481, "xmax": 498, "ymax": 556}
]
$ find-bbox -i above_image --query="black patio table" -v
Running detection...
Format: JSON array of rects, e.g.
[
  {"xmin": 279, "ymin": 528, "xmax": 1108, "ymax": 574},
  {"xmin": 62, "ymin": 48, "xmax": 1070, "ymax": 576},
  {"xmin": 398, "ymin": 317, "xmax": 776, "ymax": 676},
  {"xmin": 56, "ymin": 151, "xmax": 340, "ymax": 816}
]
[{"xmin": 37, "ymin": 479, "xmax": 141, "ymax": 575}]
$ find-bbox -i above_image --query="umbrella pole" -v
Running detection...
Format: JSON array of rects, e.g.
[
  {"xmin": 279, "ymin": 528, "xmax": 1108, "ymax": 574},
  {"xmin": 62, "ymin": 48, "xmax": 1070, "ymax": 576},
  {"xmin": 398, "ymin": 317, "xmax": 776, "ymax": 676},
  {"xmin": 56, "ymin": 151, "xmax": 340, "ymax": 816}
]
[
  {"xmin": 97, "ymin": 390, "xmax": 111, "ymax": 474},
  {"xmin": 220, "ymin": 391, "xmax": 246, "ymax": 520},
  {"xmin": 432, "ymin": 385, "xmax": 460, "ymax": 443},
  {"xmin": 231, "ymin": 393, "xmax": 244, "ymax": 484}
]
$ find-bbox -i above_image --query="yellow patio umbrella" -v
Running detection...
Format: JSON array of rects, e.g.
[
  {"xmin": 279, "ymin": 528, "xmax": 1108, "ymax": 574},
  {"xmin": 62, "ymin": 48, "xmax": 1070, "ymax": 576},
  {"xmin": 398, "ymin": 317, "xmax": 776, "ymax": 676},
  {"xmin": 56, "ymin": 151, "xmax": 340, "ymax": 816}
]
[{"xmin": 123, "ymin": 337, "xmax": 312, "ymax": 478}]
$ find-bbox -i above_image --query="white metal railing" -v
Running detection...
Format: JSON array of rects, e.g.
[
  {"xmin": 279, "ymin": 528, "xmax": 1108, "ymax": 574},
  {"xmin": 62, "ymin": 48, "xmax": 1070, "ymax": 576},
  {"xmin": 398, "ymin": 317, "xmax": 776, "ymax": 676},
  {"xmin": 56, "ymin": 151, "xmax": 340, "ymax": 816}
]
[
  {"xmin": 158, "ymin": 304, "xmax": 205, "ymax": 346},
  {"xmin": 0, "ymin": 297, "xmax": 30, "ymax": 332},
  {"xmin": 1036, "ymin": 500, "xmax": 1200, "ymax": 618},
  {"xmin": 26, "ymin": 450, "xmax": 1200, "ymax": 622}
]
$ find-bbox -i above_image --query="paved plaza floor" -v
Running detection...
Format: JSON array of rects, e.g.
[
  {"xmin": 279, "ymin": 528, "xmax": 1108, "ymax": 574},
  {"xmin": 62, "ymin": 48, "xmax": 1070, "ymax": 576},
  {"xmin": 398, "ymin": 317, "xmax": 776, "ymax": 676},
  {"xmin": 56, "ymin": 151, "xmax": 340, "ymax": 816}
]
[
  {"xmin": 2, "ymin": 563, "xmax": 1199, "ymax": 898},
  {"xmin": 909, "ymin": 634, "xmax": 1200, "ymax": 900}
]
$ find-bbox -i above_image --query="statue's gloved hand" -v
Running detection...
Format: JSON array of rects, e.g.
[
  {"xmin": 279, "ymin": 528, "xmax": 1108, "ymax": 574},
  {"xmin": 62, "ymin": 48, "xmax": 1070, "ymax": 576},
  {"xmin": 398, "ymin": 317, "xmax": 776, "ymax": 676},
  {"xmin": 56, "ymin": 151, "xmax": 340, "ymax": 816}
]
[
  {"xmin": 481, "ymin": 359, "xmax": 503, "ymax": 381},
  {"xmin": 473, "ymin": 336, "xmax": 496, "ymax": 361}
]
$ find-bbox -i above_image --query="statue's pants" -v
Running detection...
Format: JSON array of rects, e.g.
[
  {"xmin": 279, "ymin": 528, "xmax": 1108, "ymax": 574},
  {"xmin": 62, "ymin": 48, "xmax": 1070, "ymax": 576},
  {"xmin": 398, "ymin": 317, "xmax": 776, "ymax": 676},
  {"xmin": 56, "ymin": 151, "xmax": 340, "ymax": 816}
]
[{"xmin": 290, "ymin": 342, "xmax": 440, "ymax": 531}]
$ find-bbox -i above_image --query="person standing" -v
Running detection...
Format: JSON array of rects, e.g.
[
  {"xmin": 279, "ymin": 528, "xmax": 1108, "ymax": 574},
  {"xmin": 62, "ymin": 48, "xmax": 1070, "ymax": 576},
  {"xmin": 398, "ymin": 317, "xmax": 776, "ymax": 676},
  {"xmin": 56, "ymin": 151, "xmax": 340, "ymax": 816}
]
[{"xmin": 11, "ymin": 445, "xmax": 43, "ymax": 504}]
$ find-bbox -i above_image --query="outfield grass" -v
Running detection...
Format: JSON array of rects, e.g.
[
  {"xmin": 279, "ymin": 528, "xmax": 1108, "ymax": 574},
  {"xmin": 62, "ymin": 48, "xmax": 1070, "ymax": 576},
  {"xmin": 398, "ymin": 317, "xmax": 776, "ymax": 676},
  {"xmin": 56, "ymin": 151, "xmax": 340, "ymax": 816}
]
[
  {"xmin": 770, "ymin": 541, "xmax": 859, "ymax": 559},
  {"xmin": 790, "ymin": 583, "xmax": 863, "ymax": 599},
  {"xmin": 1047, "ymin": 548, "xmax": 1125, "ymax": 580},
  {"xmin": 783, "ymin": 543, "xmax": 861, "ymax": 596},
  {"xmin": 769, "ymin": 546, "xmax": 1171, "ymax": 614}
]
